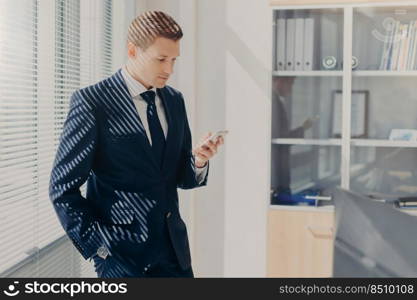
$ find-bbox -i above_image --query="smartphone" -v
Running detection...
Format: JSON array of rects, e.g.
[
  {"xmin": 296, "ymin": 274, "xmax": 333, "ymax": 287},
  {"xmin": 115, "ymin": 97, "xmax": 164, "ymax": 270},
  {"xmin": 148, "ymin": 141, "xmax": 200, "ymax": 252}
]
[{"xmin": 202, "ymin": 130, "xmax": 228, "ymax": 145}]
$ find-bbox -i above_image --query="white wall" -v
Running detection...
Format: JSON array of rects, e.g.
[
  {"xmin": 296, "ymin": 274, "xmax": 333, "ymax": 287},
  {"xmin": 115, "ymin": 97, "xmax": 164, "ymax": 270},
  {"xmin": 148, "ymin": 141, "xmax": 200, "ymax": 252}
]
[
  {"xmin": 196, "ymin": 0, "xmax": 271, "ymax": 277},
  {"xmin": 111, "ymin": 0, "xmax": 137, "ymax": 72},
  {"xmin": 135, "ymin": 0, "xmax": 271, "ymax": 277}
]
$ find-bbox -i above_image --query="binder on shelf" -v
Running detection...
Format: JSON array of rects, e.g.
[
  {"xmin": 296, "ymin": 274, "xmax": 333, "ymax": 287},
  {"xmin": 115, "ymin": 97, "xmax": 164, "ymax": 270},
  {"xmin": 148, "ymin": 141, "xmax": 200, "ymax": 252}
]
[
  {"xmin": 398, "ymin": 24, "xmax": 404, "ymax": 70},
  {"xmin": 303, "ymin": 18, "xmax": 314, "ymax": 71},
  {"xmin": 409, "ymin": 20, "xmax": 417, "ymax": 70},
  {"xmin": 399, "ymin": 23, "xmax": 407, "ymax": 70},
  {"xmin": 410, "ymin": 21, "xmax": 416, "ymax": 69},
  {"xmin": 294, "ymin": 18, "xmax": 304, "ymax": 71},
  {"xmin": 411, "ymin": 20, "xmax": 417, "ymax": 70},
  {"xmin": 276, "ymin": 18, "xmax": 286, "ymax": 71},
  {"xmin": 405, "ymin": 21, "xmax": 411, "ymax": 70},
  {"xmin": 399, "ymin": 24, "xmax": 409, "ymax": 71},
  {"xmin": 387, "ymin": 22, "xmax": 397, "ymax": 70},
  {"xmin": 406, "ymin": 20, "xmax": 415, "ymax": 70},
  {"xmin": 385, "ymin": 20, "xmax": 398, "ymax": 70},
  {"xmin": 285, "ymin": 18, "xmax": 295, "ymax": 71},
  {"xmin": 379, "ymin": 19, "xmax": 395, "ymax": 70},
  {"xmin": 399, "ymin": 23, "xmax": 408, "ymax": 70},
  {"xmin": 391, "ymin": 21, "xmax": 401, "ymax": 70},
  {"xmin": 390, "ymin": 21, "xmax": 402, "ymax": 70}
]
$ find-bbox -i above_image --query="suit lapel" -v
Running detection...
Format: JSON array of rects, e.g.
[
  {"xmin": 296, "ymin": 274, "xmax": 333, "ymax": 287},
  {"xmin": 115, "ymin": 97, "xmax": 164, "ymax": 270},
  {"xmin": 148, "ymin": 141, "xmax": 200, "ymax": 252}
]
[
  {"xmin": 106, "ymin": 69, "xmax": 159, "ymax": 170},
  {"xmin": 106, "ymin": 69, "xmax": 178, "ymax": 173}
]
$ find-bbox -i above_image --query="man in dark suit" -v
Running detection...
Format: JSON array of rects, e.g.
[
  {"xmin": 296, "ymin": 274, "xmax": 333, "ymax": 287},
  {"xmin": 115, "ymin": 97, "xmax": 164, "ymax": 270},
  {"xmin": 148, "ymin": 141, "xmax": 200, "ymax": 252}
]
[{"xmin": 48, "ymin": 11, "xmax": 224, "ymax": 278}]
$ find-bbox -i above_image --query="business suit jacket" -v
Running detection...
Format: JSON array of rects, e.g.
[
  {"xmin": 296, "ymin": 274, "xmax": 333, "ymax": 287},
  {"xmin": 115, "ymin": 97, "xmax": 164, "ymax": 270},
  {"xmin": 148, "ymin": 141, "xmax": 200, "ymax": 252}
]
[{"xmin": 48, "ymin": 68, "xmax": 209, "ymax": 277}]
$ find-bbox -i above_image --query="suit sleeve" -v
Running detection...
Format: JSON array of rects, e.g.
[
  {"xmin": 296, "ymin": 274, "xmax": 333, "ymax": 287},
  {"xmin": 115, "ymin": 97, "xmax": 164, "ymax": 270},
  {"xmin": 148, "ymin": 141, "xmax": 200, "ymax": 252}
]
[
  {"xmin": 176, "ymin": 93, "xmax": 209, "ymax": 189},
  {"xmin": 48, "ymin": 90, "xmax": 109, "ymax": 261}
]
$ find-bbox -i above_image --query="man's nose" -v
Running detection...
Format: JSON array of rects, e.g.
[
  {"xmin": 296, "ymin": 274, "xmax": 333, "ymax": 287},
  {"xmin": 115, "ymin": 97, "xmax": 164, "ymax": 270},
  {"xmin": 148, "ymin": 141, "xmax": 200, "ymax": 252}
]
[{"xmin": 163, "ymin": 62, "xmax": 174, "ymax": 75}]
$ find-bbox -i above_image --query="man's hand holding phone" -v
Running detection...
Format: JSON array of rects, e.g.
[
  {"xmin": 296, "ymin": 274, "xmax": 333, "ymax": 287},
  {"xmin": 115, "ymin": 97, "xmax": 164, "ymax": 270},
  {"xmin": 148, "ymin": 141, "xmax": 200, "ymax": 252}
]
[{"xmin": 193, "ymin": 130, "xmax": 227, "ymax": 168}]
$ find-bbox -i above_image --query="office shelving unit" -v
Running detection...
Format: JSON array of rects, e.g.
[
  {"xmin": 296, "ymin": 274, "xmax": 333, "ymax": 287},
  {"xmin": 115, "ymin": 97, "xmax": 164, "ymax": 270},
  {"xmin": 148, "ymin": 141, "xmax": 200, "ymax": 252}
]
[{"xmin": 268, "ymin": 1, "xmax": 417, "ymax": 277}]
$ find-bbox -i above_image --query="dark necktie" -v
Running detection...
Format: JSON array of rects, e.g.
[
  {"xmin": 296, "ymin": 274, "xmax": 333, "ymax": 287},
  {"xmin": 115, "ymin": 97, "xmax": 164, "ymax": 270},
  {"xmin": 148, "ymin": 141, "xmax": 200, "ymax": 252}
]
[{"xmin": 140, "ymin": 90, "xmax": 166, "ymax": 168}]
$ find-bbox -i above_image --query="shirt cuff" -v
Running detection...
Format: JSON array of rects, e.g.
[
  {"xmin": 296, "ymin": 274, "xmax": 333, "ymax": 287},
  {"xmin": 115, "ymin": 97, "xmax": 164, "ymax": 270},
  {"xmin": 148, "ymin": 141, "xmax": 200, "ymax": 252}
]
[{"xmin": 195, "ymin": 161, "xmax": 208, "ymax": 184}]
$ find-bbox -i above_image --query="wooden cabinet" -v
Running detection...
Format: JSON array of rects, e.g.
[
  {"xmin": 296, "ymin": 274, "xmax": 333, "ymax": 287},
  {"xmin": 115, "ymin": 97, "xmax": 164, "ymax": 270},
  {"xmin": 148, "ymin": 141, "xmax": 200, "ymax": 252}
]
[{"xmin": 267, "ymin": 208, "xmax": 334, "ymax": 277}]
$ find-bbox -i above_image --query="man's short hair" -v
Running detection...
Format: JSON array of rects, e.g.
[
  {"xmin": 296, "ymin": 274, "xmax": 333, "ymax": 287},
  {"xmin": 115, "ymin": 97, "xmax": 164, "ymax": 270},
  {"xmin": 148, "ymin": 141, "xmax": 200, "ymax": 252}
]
[{"xmin": 127, "ymin": 11, "xmax": 183, "ymax": 50}]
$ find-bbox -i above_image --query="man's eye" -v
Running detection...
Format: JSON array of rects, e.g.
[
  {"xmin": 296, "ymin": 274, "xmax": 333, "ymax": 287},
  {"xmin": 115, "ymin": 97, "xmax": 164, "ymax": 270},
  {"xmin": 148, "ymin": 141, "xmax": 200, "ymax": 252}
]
[{"xmin": 158, "ymin": 58, "xmax": 165, "ymax": 62}]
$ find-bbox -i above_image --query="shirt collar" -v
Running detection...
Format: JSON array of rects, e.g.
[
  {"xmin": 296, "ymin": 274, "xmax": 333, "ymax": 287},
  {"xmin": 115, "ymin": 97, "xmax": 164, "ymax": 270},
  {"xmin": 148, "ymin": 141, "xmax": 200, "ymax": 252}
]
[{"xmin": 121, "ymin": 65, "xmax": 157, "ymax": 98}]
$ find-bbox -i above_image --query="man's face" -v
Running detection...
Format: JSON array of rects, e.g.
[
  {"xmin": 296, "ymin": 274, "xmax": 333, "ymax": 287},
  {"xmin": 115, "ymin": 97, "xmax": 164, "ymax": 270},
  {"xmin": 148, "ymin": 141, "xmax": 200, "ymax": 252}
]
[{"xmin": 128, "ymin": 37, "xmax": 180, "ymax": 89}]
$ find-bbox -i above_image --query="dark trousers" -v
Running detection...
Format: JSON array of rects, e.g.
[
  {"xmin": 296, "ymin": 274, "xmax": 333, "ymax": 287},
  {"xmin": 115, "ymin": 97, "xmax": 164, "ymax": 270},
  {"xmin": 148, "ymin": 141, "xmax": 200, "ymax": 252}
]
[
  {"xmin": 93, "ymin": 240, "xmax": 194, "ymax": 278},
  {"xmin": 93, "ymin": 256, "xmax": 194, "ymax": 278},
  {"xmin": 94, "ymin": 223, "xmax": 193, "ymax": 278},
  {"xmin": 144, "ymin": 260, "xmax": 194, "ymax": 278}
]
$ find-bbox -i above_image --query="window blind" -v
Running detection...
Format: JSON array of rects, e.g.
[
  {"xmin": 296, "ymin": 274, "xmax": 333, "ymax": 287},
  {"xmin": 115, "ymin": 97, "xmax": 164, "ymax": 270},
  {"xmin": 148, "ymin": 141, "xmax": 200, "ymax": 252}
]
[
  {"xmin": 0, "ymin": 0, "xmax": 136, "ymax": 277},
  {"xmin": 0, "ymin": 0, "xmax": 39, "ymax": 276}
]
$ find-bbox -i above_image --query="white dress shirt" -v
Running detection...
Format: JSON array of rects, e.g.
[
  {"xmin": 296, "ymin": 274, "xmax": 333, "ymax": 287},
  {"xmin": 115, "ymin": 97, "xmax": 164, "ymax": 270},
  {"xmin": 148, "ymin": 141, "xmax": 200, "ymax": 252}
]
[{"xmin": 120, "ymin": 65, "xmax": 207, "ymax": 182}]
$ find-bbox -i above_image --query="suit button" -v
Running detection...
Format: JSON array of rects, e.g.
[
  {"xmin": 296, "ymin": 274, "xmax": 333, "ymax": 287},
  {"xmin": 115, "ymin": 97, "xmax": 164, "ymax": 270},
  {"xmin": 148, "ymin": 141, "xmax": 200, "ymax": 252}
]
[{"xmin": 166, "ymin": 212, "xmax": 171, "ymax": 218}]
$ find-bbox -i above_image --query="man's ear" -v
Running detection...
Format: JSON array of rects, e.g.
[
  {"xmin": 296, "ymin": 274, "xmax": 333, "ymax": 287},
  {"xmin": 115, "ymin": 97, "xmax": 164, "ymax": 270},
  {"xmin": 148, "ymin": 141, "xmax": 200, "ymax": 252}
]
[{"xmin": 127, "ymin": 41, "xmax": 137, "ymax": 59}]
